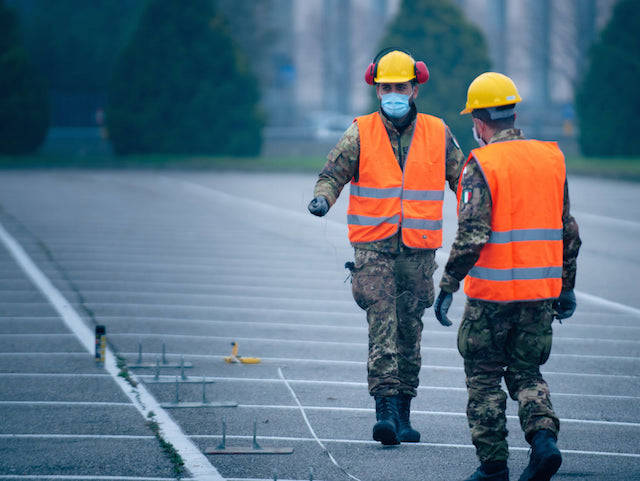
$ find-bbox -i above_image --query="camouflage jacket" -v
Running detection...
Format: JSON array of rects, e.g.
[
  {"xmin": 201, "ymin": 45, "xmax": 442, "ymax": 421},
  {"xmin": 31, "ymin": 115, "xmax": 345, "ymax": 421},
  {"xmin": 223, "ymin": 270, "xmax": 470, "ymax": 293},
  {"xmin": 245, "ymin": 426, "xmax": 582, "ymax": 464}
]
[
  {"xmin": 439, "ymin": 128, "xmax": 582, "ymax": 293},
  {"xmin": 313, "ymin": 106, "xmax": 466, "ymax": 253}
]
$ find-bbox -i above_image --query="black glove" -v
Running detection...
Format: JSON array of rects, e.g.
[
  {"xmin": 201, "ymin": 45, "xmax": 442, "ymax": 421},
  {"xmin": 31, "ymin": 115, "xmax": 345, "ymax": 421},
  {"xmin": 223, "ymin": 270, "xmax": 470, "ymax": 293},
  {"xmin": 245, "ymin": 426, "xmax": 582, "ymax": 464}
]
[
  {"xmin": 553, "ymin": 289, "xmax": 576, "ymax": 320},
  {"xmin": 308, "ymin": 196, "xmax": 329, "ymax": 217},
  {"xmin": 434, "ymin": 289, "xmax": 453, "ymax": 327}
]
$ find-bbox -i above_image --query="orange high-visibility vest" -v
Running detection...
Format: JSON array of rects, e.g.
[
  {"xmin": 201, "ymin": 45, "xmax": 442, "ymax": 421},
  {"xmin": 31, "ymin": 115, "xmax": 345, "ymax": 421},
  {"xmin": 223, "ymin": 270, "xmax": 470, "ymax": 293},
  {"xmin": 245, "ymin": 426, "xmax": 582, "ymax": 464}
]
[
  {"xmin": 348, "ymin": 112, "xmax": 446, "ymax": 248},
  {"xmin": 458, "ymin": 139, "xmax": 566, "ymax": 302}
]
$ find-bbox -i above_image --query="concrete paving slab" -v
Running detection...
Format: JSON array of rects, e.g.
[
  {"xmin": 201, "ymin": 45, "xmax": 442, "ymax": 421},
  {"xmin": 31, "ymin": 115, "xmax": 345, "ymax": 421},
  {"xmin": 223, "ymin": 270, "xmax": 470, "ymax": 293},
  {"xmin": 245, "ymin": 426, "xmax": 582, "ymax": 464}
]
[
  {"xmin": 0, "ymin": 438, "xmax": 176, "ymax": 478},
  {"xmin": 0, "ymin": 404, "xmax": 147, "ymax": 435}
]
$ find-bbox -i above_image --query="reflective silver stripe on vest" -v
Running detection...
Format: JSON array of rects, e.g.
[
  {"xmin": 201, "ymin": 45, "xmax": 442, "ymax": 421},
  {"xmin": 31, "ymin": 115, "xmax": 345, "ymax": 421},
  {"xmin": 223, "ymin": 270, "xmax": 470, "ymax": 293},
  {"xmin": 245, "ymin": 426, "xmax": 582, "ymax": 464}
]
[
  {"xmin": 402, "ymin": 218, "xmax": 443, "ymax": 230},
  {"xmin": 402, "ymin": 189, "xmax": 445, "ymax": 201},
  {"xmin": 488, "ymin": 228, "xmax": 563, "ymax": 244},
  {"xmin": 469, "ymin": 266, "xmax": 562, "ymax": 281},
  {"xmin": 350, "ymin": 185, "xmax": 402, "ymax": 198},
  {"xmin": 348, "ymin": 214, "xmax": 400, "ymax": 226}
]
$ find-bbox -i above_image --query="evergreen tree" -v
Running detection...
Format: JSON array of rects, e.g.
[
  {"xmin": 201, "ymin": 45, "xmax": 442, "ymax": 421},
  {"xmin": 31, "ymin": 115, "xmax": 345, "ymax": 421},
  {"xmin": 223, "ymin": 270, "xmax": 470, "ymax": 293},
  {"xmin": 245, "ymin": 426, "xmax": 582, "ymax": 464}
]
[
  {"xmin": 575, "ymin": 0, "xmax": 640, "ymax": 156},
  {"xmin": 22, "ymin": 0, "xmax": 145, "ymax": 93},
  {"xmin": 107, "ymin": 0, "xmax": 263, "ymax": 155},
  {"xmin": 375, "ymin": 0, "xmax": 491, "ymax": 153},
  {"xmin": 0, "ymin": 0, "xmax": 48, "ymax": 155}
]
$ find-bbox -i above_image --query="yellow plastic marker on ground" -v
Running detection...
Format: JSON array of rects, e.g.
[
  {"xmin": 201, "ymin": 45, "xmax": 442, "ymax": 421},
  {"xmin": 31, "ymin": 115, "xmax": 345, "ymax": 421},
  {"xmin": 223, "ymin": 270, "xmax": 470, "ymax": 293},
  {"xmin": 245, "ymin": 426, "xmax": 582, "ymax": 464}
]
[{"xmin": 224, "ymin": 341, "xmax": 261, "ymax": 364}]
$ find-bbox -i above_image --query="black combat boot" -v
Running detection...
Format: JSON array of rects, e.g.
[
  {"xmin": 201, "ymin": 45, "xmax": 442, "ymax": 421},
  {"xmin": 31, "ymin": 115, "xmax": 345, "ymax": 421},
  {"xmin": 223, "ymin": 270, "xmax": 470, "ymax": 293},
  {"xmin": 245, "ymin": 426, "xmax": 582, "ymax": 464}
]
[
  {"xmin": 518, "ymin": 430, "xmax": 562, "ymax": 481},
  {"xmin": 463, "ymin": 461, "xmax": 509, "ymax": 481},
  {"xmin": 372, "ymin": 396, "xmax": 400, "ymax": 445},
  {"xmin": 396, "ymin": 394, "xmax": 420, "ymax": 442}
]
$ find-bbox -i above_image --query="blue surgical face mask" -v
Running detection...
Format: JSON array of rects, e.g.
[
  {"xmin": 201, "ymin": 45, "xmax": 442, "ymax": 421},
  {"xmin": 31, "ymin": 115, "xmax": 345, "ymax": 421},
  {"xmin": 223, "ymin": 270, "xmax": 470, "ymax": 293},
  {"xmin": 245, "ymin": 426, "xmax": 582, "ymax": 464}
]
[{"xmin": 381, "ymin": 93, "xmax": 411, "ymax": 118}]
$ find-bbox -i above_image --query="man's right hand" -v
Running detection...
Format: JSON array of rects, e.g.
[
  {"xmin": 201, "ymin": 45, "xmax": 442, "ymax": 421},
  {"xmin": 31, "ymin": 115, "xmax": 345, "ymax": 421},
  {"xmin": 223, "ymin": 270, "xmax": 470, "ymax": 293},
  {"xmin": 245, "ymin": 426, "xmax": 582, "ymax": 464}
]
[
  {"xmin": 308, "ymin": 196, "xmax": 329, "ymax": 217},
  {"xmin": 434, "ymin": 289, "xmax": 453, "ymax": 327}
]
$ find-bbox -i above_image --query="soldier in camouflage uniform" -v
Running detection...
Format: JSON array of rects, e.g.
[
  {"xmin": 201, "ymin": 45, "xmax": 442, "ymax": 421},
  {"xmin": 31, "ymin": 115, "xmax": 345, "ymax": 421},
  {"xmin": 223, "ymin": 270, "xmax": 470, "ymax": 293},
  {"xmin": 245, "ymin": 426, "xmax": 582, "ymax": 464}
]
[
  {"xmin": 308, "ymin": 49, "xmax": 465, "ymax": 446},
  {"xmin": 435, "ymin": 73, "xmax": 581, "ymax": 481}
]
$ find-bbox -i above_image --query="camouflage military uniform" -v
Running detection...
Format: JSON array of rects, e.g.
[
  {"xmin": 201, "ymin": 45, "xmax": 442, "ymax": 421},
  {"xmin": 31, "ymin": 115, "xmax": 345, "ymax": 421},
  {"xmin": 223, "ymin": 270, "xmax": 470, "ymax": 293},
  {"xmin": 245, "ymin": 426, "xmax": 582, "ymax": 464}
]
[
  {"xmin": 314, "ymin": 105, "xmax": 465, "ymax": 397},
  {"xmin": 440, "ymin": 128, "xmax": 582, "ymax": 462}
]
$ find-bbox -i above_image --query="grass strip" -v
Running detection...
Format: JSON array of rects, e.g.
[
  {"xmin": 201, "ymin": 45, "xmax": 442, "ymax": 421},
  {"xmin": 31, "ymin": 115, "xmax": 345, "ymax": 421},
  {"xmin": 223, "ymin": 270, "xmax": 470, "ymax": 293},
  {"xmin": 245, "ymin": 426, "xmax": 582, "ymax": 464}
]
[
  {"xmin": 147, "ymin": 411, "xmax": 186, "ymax": 480},
  {"xmin": 565, "ymin": 156, "xmax": 640, "ymax": 181},
  {"xmin": 0, "ymin": 153, "xmax": 327, "ymax": 172},
  {"xmin": 2, "ymin": 153, "xmax": 639, "ymax": 181}
]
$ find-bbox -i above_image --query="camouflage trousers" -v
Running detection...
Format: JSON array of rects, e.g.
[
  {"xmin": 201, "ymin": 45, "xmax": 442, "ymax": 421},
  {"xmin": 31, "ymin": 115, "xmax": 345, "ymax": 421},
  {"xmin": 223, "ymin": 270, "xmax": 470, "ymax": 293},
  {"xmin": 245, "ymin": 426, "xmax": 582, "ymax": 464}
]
[
  {"xmin": 350, "ymin": 247, "xmax": 436, "ymax": 397},
  {"xmin": 458, "ymin": 299, "xmax": 560, "ymax": 462}
]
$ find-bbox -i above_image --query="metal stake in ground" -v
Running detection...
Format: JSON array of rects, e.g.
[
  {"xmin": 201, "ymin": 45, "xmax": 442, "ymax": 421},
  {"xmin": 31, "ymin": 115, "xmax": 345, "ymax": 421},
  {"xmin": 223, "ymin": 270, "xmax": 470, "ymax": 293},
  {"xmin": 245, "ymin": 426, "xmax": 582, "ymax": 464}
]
[
  {"xmin": 128, "ymin": 342, "xmax": 193, "ymax": 369},
  {"xmin": 205, "ymin": 420, "xmax": 293, "ymax": 455}
]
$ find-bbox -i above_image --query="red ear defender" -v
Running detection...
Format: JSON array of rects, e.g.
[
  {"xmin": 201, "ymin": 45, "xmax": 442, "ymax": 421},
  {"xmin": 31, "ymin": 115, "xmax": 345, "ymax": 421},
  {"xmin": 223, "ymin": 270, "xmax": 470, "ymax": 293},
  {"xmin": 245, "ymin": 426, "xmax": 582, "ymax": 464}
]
[
  {"xmin": 415, "ymin": 61, "xmax": 429, "ymax": 84},
  {"xmin": 364, "ymin": 63, "xmax": 376, "ymax": 85}
]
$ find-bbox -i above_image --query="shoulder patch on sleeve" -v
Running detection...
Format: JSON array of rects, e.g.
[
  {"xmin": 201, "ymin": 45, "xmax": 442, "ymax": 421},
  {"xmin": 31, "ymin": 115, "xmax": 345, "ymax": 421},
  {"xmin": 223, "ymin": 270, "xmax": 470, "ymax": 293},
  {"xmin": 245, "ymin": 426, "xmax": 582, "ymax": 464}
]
[{"xmin": 461, "ymin": 188, "xmax": 473, "ymax": 204}]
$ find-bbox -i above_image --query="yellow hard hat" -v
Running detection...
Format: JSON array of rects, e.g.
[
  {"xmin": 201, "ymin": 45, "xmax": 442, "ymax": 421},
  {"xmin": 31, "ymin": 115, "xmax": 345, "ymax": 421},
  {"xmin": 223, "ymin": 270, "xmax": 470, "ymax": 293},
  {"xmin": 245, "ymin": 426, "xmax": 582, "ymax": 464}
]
[
  {"xmin": 375, "ymin": 50, "xmax": 417, "ymax": 83},
  {"xmin": 460, "ymin": 72, "xmax": 522, "ymax": 114}
]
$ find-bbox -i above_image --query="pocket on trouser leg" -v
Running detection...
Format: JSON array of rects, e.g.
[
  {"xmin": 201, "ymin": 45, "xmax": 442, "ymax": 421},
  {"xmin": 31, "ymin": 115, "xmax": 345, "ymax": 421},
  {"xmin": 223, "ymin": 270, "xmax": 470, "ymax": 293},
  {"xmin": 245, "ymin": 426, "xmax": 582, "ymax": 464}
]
[
  {"xmin": 350, "ymin": 252, "xmax": 394, "ymax": 311},
  {"xmin": 509, "ymin": 318, "xmax": 553, "ymax": 367},
  {"xmin": 457, "ymin": 305, "xmax": 493, "ymax": 360}
]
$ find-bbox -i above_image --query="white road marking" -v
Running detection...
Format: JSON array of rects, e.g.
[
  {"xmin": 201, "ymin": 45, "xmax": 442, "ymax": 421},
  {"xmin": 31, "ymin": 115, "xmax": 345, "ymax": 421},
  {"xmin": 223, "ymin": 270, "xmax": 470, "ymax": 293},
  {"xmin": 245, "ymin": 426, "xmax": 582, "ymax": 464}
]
[
  {"xmin": 0, "ymin": 222, "xmax": 225, "ymax": 481},
  {"xmin": 574, "ymin": 210, "xmax": 640, "ymax": 230},
  {"xmin": 575, "ymin": 290, "xmax": 640, "ymax": 317},
  {"xmin": 235, "ymin": 403, "xmax": 640, "ymax": 428},
  {"xmin": 95, "ymin": 313, "xmax": 640, "ymax": 331},
  {"xmin": 190, "ymin": 434, "xmax": 640, "ymax": 458},
  {"xmin": 94, "ymin": 315, "xmax": 640, "ymax": 341},
  {"xmin": 0, "ymin": 372, "xmax": 109, "ymax": 378},
  {"xmin": 0, "ymin": 401, "xmax": 132, "ymax": 407},
  {"xmin": 5, "ymin": 368, "xmax": 638, "ymax": 400},
  {"xmin": 0, "ymin": 434, "xmax": 153, "ymax": 439},
  {"xmin": 0, "ymin": 476, "xmax": 176, "ymax": 481},
  {"xmin": 109, "ymin": 332, "xmax": 640, "ymax": 362},
  {"xmin": 277, "ymin": 367, "xmax": 363, "ymax": 481},
  {"xmin": 136, "ymin": 353, "xmax": 640, "ymax": 380},
  {"xmin": 7, "ymin": 325, "xmax": 639, "ymax": 345},
  {"xmin": 140, "ymin": 373, "xmax": 640, "ymax": 396}
]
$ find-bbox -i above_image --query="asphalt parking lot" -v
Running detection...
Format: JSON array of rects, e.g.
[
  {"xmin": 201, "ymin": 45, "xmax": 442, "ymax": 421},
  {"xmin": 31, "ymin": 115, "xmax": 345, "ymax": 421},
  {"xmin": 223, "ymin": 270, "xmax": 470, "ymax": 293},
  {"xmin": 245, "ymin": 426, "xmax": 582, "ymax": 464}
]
[{"xmin": 0, "ymin": 170, "xmax": 638, "ymax": 481}]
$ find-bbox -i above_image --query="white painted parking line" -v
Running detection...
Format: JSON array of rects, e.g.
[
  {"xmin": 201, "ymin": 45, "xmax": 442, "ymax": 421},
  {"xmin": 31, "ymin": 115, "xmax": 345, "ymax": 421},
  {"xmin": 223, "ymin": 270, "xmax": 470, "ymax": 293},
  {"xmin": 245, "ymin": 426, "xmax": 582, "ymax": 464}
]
[
  {"xmin": 0, "ymin": 352, "xmax": 91, "ymax": 356},
  {"xmin": 236, "ymin": 403, "xmax": 640, "ymax": 428},
  {"xmin": 575, "ymin": 290, "xmax": 640, "ymax": 317},
  {"xmin": 0, "ymin": 372, "xmax": 109, "ymax": 378},
  {"xmin": 133, "ymin": 354, "xmax": 639, "ymax": 380},
  {"xmin": 0, "ymin": 222, "xmax": 225, "ymax": 481},
  {"xmin": 102, "ymin": 314, "xmax": 640, "ymax": 332},
  {"xmin": 0, "ymin": 476, "xmax": 179, "ymax": 480},
  {"xmin": 189, "ymin": 435, "xmax": 640, "ymax": 458},
  {"xmin": 0, "ymin": 401, "xmax": 132, "ymax": 407},
  {"xmin": 0, "ymin": 434, "xmax": 153, "ymax": 439},
  {"xmin": 278, "ymin": 368, "xmax": 363, "ymax": 481},
  {"xmin": 227, "ymin": 478, "xmax": 321, "ymax": 481},
  {"xmin": 574, "ymin": 210, "xmax": 640, "ymax": 230},
  {"xmin": 99, "ymin": 316, "xmax": 640, "ymax": 342},
  {"xmin": 112, "ymin": 333, "xmax": 640, "ymax": 362}
]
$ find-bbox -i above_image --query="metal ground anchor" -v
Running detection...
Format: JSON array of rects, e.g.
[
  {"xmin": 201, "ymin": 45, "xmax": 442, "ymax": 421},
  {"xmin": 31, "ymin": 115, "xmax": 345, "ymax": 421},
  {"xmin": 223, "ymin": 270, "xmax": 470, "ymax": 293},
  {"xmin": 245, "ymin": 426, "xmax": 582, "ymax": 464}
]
[
  {"xmin": 160, "ymin": 376, "xmax": 237, "ymax": 409},
  {"xmin": 205, "ymin": 419, "xmax": 293, "ymax": 455},
  {"xmin": 128, "ymin": 342, "xmax": 194, "ymax": 369}
]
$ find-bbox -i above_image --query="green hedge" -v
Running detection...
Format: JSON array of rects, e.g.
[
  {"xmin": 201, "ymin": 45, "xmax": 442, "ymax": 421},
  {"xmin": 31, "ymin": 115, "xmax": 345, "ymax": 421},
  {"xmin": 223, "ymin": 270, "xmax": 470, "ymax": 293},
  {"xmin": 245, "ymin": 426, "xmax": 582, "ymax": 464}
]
[
  {"xmin": 575, "ymin": 0, "xmax": 640, "ymax": 156},
  {"xmin": 107, "ymin": 0, "xmax": 263, "ymax": 156},
  {"xmin": 0, "ymin": 0, "xmax": 48, "ymax": 155}
]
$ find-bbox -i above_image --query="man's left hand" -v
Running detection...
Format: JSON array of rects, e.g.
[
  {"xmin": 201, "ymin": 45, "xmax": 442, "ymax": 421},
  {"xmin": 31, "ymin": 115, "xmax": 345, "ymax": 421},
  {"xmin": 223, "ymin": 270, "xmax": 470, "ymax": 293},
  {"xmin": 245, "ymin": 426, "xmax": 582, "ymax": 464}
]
[{"xmin": 553, "ymin": 289, "xmax": 576, "ymax": 320}]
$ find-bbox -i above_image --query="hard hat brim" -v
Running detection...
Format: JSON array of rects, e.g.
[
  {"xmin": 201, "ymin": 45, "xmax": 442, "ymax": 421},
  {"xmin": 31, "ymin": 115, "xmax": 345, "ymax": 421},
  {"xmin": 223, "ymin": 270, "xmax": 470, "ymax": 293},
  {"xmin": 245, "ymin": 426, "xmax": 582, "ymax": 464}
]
[
  {"xmin": 460, "ymin": 107, "xmax": 472, "ymax": 115},
  {"xmin": 375, "ymin": 75, "xmax": 416, "ymax": 84}
]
